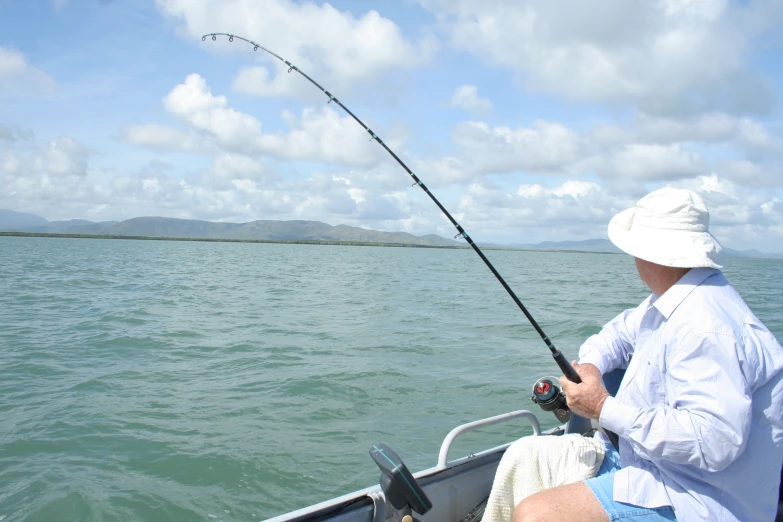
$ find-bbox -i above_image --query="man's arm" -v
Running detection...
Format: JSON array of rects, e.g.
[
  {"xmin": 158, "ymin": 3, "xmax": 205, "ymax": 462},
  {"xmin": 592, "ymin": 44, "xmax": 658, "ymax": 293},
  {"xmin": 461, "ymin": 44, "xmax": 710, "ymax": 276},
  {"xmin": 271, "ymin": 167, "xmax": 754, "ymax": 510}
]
[
  {"xmin": 600, "ymin": 332, "xmax": 752, "ymax": 472},
  {"xmin": 578, "ymin": 300, "xmax": 649, "ymax": 375}
]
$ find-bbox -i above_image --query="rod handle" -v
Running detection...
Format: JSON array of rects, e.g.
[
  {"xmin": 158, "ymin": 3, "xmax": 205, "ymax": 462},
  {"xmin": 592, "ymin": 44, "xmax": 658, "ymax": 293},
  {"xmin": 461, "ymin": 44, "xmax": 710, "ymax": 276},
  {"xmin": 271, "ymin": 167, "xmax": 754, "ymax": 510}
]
[{"xmin": 553, "ymin": 350, "xmax": 581, "ymax": 383}]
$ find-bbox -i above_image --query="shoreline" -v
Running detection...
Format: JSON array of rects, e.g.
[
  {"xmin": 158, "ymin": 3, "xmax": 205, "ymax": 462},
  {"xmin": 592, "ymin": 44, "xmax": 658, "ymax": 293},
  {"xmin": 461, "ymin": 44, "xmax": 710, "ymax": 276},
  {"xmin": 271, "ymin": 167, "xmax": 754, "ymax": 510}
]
[
  {"xmin": 0, "ymin": 231, "xmax": 467, "ymax": 250},
  {"xmin": 0, "ymin": 231, "xmax": 623, "ymax": 255}
]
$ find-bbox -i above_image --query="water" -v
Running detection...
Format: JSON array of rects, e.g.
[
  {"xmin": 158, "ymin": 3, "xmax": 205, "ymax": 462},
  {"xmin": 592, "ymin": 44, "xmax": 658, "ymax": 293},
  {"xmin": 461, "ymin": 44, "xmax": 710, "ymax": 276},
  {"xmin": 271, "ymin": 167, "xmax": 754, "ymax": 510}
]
[{"xmin": 1, "ymin": 237, "xmax": 781, "ymax": 521}]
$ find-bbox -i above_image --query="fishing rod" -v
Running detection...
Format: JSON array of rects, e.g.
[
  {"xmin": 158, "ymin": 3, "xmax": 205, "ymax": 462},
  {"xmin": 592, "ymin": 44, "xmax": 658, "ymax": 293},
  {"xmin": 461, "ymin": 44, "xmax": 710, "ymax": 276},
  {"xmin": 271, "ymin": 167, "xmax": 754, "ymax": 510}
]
[{"xmin": 202, "ymin": 32, "xmax": 581, "ymax": 384}]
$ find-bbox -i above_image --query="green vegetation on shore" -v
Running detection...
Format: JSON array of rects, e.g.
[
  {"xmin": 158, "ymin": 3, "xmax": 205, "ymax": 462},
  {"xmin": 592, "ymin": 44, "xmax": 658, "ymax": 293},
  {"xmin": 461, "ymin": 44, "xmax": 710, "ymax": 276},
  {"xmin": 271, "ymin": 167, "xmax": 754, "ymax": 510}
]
[
  {"xmin": 0, "ymin": 231, "xmax": 629, "ymax": 255},
  {"xmin": 0, "ymin": 231, "xmax": 469, "ymax": 249}
]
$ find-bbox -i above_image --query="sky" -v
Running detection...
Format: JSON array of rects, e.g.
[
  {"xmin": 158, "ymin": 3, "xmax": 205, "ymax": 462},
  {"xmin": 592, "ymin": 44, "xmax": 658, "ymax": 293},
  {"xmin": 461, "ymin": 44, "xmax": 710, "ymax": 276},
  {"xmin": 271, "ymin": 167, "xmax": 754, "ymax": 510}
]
[{"xmin": 1, "ymin": 0, "xmax": 782, "ymax": 251}]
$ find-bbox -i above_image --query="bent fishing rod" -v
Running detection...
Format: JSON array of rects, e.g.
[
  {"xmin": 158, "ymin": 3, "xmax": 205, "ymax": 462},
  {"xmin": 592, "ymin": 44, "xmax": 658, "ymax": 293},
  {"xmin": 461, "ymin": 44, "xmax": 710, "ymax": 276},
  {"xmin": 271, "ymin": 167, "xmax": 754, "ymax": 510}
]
[{"xmin": 202, "ymin": 32, "xmax": 581, "ymax": 384}]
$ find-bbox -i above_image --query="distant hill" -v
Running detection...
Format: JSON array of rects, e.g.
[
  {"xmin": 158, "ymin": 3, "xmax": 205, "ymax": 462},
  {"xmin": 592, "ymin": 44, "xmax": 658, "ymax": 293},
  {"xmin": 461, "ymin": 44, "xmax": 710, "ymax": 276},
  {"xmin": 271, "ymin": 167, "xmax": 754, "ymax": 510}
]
[
  {"xmin": 43, "ymin": 219, "xmax": 119, "ymax": 234},
  {"xmin": 0, "ymin": 210, "xmax": 460, "ymax": 247},
  {"xmin": 0, "ymin": 209, "xmax": 49, "ymax": 229},
  {"xmin": 505, "ymin": 238, "xmax": 623, "ymax": 254},
  {"xmin": 723, "ymin": 247, "xmax": 783, "ymax": 260},
  {"xmin": 505, "ymin": 238, "xmax": 783, "ymax": 260},
  {"xmin": 3, "ymin": 210, "xmax": 782, "ymax": 258}
]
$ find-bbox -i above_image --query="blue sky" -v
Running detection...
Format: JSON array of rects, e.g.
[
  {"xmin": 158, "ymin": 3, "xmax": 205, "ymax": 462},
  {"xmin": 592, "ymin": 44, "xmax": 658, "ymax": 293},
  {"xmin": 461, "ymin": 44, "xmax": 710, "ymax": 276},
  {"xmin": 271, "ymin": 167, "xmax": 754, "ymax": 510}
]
[{"xmin": 1, "ymin": 0, "xmax": 782, "ymax": 251}]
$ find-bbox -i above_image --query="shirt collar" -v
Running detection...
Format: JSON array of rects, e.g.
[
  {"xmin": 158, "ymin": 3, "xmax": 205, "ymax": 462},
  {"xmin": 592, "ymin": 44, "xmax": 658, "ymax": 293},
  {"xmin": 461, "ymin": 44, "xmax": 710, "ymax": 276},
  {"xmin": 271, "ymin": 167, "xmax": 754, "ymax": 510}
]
[{"xmin": 652, "ymin": 267, "xmax": 719, "ymax": 319}]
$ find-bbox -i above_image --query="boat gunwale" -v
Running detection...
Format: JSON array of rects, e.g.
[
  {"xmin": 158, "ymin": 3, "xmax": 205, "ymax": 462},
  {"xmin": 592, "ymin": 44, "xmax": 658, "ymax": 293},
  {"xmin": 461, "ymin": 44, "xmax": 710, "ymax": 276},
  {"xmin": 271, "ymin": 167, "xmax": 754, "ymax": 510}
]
[{"xmin": 264, "ymin": 426, "xmax": 562, "ymax": 522}]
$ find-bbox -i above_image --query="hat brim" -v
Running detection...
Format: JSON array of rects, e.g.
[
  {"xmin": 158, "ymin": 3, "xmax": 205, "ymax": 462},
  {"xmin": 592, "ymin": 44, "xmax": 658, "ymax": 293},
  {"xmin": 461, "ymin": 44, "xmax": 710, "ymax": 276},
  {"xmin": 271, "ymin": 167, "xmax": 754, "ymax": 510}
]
[{"xmin": 608, "ymin": 208, "xmax": 725, "ymax": 269}]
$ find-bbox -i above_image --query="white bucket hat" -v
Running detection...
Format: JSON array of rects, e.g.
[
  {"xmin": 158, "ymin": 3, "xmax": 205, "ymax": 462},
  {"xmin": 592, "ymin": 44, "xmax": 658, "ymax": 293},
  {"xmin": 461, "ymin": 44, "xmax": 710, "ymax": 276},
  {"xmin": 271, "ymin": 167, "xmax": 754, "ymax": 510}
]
[{"xmin": 608, "ymin": 187, "xmax": 725, "ymax": 269}]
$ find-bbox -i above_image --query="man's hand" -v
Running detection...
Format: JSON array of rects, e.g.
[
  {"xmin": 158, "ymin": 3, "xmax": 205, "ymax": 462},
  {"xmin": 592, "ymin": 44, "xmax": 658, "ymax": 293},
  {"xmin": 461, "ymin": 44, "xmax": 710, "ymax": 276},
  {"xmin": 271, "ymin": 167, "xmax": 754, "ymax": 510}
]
[{"xmin": 559, "ymin": 361, "xmax": 610, "ymax": 420}]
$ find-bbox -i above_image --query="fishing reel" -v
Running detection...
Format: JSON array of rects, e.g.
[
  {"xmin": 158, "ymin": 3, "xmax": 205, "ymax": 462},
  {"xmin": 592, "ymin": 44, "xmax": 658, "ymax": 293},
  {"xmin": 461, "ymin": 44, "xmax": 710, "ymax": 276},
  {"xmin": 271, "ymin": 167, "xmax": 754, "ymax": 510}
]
[{"xmin": 531, "ymin": 376, "xmax": 571, "ymax": 423}]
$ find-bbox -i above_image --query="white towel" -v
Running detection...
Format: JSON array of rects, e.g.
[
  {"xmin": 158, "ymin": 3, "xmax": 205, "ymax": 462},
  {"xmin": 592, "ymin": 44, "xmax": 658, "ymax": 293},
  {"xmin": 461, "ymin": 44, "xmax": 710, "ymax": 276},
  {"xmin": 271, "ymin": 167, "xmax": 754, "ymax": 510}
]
[{"xmin": 482, "ymin": 434, "xmax": 606, "ymax": 522}]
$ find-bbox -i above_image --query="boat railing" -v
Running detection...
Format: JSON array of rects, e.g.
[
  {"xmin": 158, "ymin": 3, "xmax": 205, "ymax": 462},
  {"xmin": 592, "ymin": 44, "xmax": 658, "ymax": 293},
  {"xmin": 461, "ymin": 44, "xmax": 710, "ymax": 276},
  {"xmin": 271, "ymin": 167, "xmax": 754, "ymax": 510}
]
[
  {"xmin": 436, "ymin": 410, "xmax": 541, "ymax": 469},
  {"xmin": 264, "ymin": 409, "xmax": 546, "ymax": 522}
]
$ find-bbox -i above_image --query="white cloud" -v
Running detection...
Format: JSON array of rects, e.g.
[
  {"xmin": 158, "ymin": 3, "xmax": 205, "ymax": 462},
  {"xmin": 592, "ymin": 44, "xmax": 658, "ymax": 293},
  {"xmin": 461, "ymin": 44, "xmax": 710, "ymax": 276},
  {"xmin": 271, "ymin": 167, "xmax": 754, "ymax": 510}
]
[
  {"xmin": 551, "ymin": 180, "xmax": 601, "ymax": 198},
  {"xmin": 0, "ymin": 124, "xmax": 27, "ymax": 142},
  {"xmin": 211, "ymin": 153, "xmax": 272, "ymax": 181},
  {"xmin": 633, "ymin": 112, "xmax": 740, "ymax": 144},
  {"xmin": 163, "ymin": 74, "xmax": 262, "ymax": 148},
  {"xmin": 126, "ymin": 73, "xmax": 386, "ymax": 168},
  {"xmin": 122, "ymin": 124, "xmax": 206, "ymax": 153},
  {"xmin": 451, "ymin": 120, "xmax": 581, "ymax": 175},
  {"xmin": 448, "ymin": 85, "xmax": 492, "ymax": 112},
  {"xmin": 406, "ymin": 120, "xmax": 587, "ymax": 186},
  {"xmin": 1, "ymin": 134, "xmax": 97, "ymax": 208},
  {"xmin": 762, "ymin": 199, "xmax": 783, "ymax": 227},
  {"xmin": 450, "ymin": 179, "xmax": 632, "ymax": 243},
  {"xmin": 3, "ymin": 127, "xmax": 782, "ymax": 251},
  {"xmin": 668, "ymin": 175, "xmax": 783, "ymax": 249},
  {"xmin": 410, "ymin": 156, "xmax": 469, "ymax": 185},
  {"xmin": 632, "ymin": 113, "xmax": 782, "ymax": 157},
  {"xmin": 438, "ymin": 112, "xmax": 782, "ymax": 190},
  {"xmin": 156, "ymin": 0, "xmax": 437, "ymax": 96},
  {"xmin": 231, "ymin": 62, "xmax": 306, "ymax": 99},
  {"xmin": 440, "ymin": 174, "xmax": 783, "ymax": 250},
  {"xmin": 255, "ymin": 106, "xmax": 381, "ymax": 167},
  {"xmin": 714, "ymin": 160, "xmax": 782, "ymax": 189},
  {"xmin": 420, "ymin": 0, "xmax": 779, "ymax": 115},
  {"xmin": 586, "ymin": 143, "xmax": 704, "ymax": 181},
  {"xmin": 0, "ymin": 47, "xmax": 55, "ymax": 95},
  {"xmin": 172, "ymin": 92, "xmax": 776, "ymax": 196},
  {"xmin": 0, "ymin": 127, "xmax": 416, "ymax": 230},
  {"xmin": 2, "ymin": 136, "xmax": 89, "ymax": 180},
  {"xmin": 5, "ymin": 2, "xmax": 780, "ymax": 251}
]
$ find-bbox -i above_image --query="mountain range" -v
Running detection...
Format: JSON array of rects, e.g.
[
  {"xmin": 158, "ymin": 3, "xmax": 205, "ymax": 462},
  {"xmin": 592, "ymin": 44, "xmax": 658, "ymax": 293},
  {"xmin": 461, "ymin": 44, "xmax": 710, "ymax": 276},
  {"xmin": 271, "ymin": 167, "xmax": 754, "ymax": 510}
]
[
  {"xmin": 503, "ymin": 238, "xmax": 783, "ymax": 259},
  {"xmin": 2, "ymin": 209, "xmax": 781, "ymax": 259},
  {"xmin": 0, "ymin": 209, "xmax": 460, "ymax": 247}
]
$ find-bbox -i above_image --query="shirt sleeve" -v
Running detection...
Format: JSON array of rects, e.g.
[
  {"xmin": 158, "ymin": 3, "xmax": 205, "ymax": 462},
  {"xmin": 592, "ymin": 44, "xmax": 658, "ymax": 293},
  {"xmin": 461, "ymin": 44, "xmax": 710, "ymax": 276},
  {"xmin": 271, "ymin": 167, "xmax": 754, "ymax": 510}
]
[
  {"xmin": 578, "ymin": 301, "xmax": 647, "ymax": 375},
  {"xmin": 600, "ymin": 331, "xmax": 752, "ymax": 472}
]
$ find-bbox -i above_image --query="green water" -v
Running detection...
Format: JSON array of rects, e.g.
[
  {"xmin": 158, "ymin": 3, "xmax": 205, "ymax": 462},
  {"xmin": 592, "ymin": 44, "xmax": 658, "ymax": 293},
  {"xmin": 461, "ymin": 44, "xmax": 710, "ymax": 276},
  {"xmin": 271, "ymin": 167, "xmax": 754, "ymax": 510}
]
[{"xmin": 1, "ymin": 237, "xmax": 781, "ymax": 521}]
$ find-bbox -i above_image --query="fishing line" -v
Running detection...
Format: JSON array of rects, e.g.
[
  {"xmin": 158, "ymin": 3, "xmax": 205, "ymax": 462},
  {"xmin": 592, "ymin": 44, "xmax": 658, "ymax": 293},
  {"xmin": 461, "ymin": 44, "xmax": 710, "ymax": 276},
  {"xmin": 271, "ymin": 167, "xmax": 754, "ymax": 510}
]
[{"xmin": 202, "ymin": 33, "xmax": 581, "ymax": 383}]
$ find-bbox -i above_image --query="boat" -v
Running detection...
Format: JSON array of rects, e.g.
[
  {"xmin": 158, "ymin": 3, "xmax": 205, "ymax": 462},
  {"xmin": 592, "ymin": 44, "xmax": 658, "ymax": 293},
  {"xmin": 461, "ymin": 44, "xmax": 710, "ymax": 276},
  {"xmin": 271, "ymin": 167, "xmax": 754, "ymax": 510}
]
[
  {"xmin": 199, "ymin": 34, "xmax": 783, "ymax": 522},
  {"xmin": 265, "ymin": 371, "xmax": 783, "ymax": 522},
  {"xmin": 265, "ymin": 408, "xmax": 555, "ymax": 522}
]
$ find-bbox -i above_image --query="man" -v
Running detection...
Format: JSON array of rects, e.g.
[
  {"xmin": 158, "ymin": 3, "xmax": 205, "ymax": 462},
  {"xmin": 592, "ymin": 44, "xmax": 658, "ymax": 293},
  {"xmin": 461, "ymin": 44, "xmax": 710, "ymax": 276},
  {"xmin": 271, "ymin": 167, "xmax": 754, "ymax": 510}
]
[{"xmin": 514, "ymin": 188, "xmax": 783, "ymax": 522}]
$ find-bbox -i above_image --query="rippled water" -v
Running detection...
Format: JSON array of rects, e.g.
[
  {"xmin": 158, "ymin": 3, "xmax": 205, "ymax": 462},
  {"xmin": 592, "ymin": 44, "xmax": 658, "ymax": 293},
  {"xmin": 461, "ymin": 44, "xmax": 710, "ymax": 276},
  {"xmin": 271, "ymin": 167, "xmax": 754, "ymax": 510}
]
[{"xmin": 1, "ymin": 237, "xmax": 781, "ymax": 521}]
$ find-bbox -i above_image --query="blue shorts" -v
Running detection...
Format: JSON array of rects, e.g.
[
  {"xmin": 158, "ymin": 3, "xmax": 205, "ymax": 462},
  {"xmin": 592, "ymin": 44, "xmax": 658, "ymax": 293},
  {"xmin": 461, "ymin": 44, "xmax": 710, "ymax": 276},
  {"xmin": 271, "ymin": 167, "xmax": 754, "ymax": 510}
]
[{"xmin": 584, "ymin": 441, "xmax": 677, "ymax": 521}]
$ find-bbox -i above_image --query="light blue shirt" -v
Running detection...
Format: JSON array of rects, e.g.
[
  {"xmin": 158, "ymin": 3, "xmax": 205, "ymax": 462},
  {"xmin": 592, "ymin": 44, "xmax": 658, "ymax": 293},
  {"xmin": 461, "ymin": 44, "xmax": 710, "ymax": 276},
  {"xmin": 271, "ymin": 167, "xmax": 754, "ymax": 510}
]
[{"xmin": 579, "ymin": 268, "xmax": 783, "ymax": 522}]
